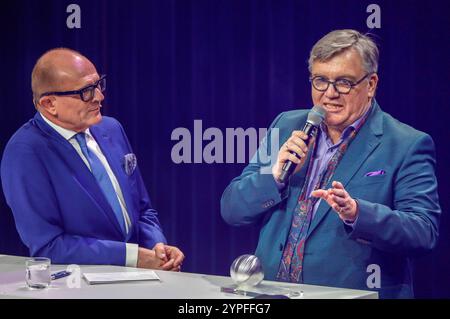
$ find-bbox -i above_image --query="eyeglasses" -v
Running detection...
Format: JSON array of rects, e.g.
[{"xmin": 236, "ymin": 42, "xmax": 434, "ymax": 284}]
[
  {"xmin": 309, "ymin": 73, "xmax": 371, "ymax": 94},
  {"xmin": 40, "ymin": 74, "xmax": 106, "ymax": 102}
]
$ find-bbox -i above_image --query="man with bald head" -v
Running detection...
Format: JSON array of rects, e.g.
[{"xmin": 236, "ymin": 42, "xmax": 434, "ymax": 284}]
[{"xmin": 1, "ymin": 48, "xmax": 184, "ymax": 270}]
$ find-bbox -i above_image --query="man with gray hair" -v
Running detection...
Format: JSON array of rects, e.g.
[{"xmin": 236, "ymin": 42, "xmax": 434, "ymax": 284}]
[{"xmin": 221, "ymin": 29, "xmax": 440, "ymax": 298}]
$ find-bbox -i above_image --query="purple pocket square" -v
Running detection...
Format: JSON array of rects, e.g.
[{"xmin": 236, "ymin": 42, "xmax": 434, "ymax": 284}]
[{"xmin": 365, "ymin": 170, "xmax": 386, "ymax": 177}]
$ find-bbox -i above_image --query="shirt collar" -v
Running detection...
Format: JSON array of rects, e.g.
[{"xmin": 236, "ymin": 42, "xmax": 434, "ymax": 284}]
[{"xmin": 39, "ymin": 112, "xmax": 92, "ymax": 140}]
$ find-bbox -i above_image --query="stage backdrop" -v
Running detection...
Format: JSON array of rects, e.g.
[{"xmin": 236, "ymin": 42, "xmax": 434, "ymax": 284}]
[{"xmin": 1, "ymin": 0, "xmax": 449, "ymax": 298}]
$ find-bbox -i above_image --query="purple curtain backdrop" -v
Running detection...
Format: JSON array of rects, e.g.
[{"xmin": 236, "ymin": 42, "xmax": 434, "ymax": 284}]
[{"xmin": 1, "ymin": 0, "xmax": 449, "ymax": 297}]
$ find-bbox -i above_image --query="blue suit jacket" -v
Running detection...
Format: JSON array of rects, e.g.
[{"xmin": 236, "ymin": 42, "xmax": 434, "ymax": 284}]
[
  {"xmin": 1, "ymin": 113, "xmax": 167, "ymax": 265},
  {"xmin": 221, "ymin": 101, "xmax": 440, "ymax": 298}
]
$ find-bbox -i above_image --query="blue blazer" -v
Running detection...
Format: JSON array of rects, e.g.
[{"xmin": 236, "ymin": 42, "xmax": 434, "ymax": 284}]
[
  {"xmin": 221, "ymin": 101, "xmax": 441, "ymax": 298},
  {"xmin": 1, "ymin": 113, "xmax": 167, "ymax": 266}
]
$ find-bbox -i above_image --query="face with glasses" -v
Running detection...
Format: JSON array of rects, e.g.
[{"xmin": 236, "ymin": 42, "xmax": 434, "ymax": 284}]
[
  {"xmin": 37, "ymin": 55, "xmax": 105, "ymax": 132},
  {"xmin": 310, "ymin": 48, "xmax": 378, "ymax": 135}
]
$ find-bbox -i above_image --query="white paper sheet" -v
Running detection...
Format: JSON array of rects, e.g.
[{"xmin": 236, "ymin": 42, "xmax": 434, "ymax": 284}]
[{"xmin": 83, "ymin": 271, "xmax": 160, "ymax": 285}]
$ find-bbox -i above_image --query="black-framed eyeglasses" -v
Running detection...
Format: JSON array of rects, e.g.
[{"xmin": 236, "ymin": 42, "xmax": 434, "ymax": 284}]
[
  {"xmin": 40, "ymin": 74, "xmax": 106, "ymax": 102},
  {"xmin": 309, "ymin": 73, "xmax": 371, "ymax": 94}
]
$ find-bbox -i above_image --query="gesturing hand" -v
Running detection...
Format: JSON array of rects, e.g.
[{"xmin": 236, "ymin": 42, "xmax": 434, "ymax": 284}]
[{"xmin": 311, "ymin": 181, "xmax": 359, "ymax": 222}]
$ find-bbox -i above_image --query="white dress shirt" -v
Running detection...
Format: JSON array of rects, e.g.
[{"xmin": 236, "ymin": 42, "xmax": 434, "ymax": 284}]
[{"xmin": 40, "ymin": 113, "xmax": 138, "ymax": 267}]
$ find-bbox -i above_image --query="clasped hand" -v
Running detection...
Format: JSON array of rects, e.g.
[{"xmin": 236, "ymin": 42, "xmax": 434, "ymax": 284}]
[{"xmin": 137, "ymin": 243, "xmax": 185, "ymax": 271}]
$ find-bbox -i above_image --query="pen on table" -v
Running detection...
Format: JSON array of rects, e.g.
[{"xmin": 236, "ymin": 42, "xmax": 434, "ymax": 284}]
[{"xmin": 51, "ymin": 270, "xmax": 72, "ymax": 280}]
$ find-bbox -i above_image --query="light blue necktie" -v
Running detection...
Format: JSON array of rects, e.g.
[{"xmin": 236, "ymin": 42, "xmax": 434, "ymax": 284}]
[{"xmin": 74, "ymin": 132, "xmax": 126, "ymax": 235}]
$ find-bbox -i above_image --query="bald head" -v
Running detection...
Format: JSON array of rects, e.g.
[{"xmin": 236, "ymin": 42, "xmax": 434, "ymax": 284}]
[{"xmin": 31, "ymin": 48, "xmax": 97, "ymax": 105}]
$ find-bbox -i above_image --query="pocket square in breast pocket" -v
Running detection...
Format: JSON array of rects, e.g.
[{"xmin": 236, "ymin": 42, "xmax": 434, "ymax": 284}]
[
  {"xmin": 123, "ymin": 153, "xmax": 137, "ymax": 176},
  {"xmin": 365, "ymin": 169, "xmax": 386, "ymax": 177}
]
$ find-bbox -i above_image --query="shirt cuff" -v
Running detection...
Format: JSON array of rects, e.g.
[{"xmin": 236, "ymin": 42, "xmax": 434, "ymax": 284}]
[
  {"xmin": 125, "ymin": 243, "xmax": 139, "ymax": 267},
  {"xmin": 343, "ymin": 216, "xmax": 358, "ymax": 228},
  {"xmin": 343, "ymin": 199, "xmax": 361, "ymax": 228}
]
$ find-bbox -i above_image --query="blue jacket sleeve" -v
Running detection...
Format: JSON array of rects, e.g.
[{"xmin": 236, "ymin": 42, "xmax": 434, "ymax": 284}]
[
  {"xmin": 134, "ymin": 168, "xmax": 168, "ymax": 249},
  {"xmin": 221, "ymin": 113, "xmax": 289, "ymax": 226},
  {"xmin": 115, "ymin": 120, "xmax": 167, "ymax": 249}
]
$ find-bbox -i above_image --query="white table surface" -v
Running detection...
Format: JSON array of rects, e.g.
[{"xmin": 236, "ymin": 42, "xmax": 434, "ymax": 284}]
[{"xmin": 0, "ymin": 255, "xmax": 378, "ymax": 299}]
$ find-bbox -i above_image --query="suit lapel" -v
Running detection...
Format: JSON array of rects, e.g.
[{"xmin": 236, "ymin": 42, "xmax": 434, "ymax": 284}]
[
  {"xmin": 90, "ymin": 125, "xmax": 137, "ymax": 237},
  {"xmin": 306, "ymin": 103, "xmax": 383, "ymax": 238},
  {"xmin": 34, "ymin": 113, "xmax": 126, "ymax": 238}
]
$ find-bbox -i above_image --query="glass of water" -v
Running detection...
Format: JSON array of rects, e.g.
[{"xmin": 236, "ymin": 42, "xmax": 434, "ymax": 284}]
[{"xmin": 25, "ymin": 257, "xmax": 51, "ymax": 289}]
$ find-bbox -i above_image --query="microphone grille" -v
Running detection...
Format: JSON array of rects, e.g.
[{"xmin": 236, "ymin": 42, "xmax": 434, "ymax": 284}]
[{"xmin": 307, "ymin": 105, "xmax": 326, "ymax": 126}]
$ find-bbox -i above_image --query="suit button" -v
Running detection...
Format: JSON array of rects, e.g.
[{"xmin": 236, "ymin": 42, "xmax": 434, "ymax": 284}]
[
  {"xmin": 262, "ymin": 199, "xmax": 275, "ymax": 209},
  {"xmin": 279, "ymin": 243, "xmax": 283, "ymax": 251}
]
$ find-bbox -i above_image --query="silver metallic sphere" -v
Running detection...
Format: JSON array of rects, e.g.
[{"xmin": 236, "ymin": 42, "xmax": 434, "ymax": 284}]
[{"xmin": 230, "ymin": 254, "xmax": 264, "ymax": 288}]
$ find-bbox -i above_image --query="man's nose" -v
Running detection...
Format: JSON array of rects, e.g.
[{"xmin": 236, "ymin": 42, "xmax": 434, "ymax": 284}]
[
  {"xmin": 93, "ymin": 87, "xmax": 104, "ymax": 102},
  {"xmin": 325, "ymin": 82, "xmax": 340, "ymax": 98}
]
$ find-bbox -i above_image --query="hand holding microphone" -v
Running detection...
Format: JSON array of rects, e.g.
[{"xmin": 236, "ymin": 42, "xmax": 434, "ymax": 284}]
[
  {"xmin": 272, "ymin": 105, "xmax": 326, "ymax": 184},
  {"xmin": 272, "ymin": 131, "xmax": 311, "ymax": 183}
]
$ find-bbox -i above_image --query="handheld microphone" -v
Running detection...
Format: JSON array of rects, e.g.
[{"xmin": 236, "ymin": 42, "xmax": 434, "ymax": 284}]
[{"xmin": 278, "ymin": 105, "xmax": 326, "ymax": 184}]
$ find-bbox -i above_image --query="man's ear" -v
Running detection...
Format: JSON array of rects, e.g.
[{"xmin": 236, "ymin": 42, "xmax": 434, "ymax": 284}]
[
  {"xmin": 38, "ymin": 96, "xmax": 57, "ymax": 115},
  {"xmin": 368, "ymin": 73, "xmax": 379, "ymax": 98}
]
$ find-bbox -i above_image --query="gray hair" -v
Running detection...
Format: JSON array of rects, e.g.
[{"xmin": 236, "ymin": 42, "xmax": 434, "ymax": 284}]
[{"xmin": 308, "ymin": 29, "xmax": 379, "ymax": 74}]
